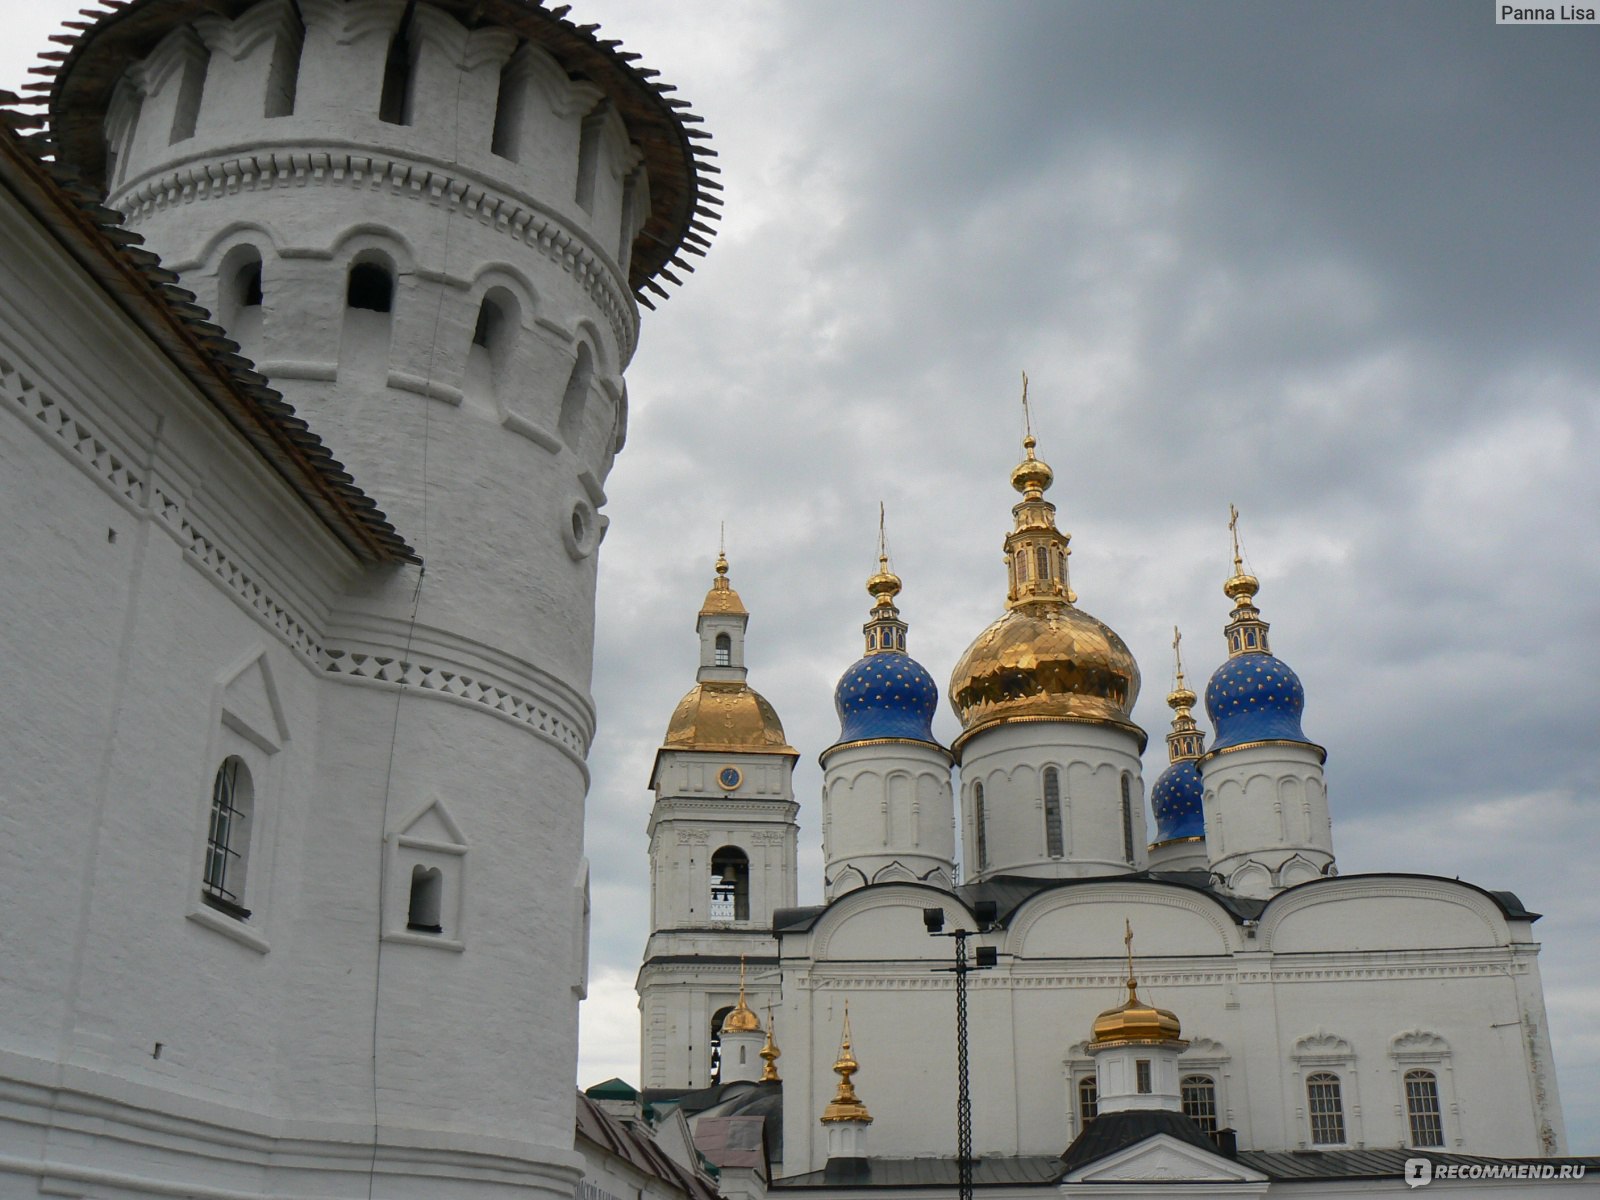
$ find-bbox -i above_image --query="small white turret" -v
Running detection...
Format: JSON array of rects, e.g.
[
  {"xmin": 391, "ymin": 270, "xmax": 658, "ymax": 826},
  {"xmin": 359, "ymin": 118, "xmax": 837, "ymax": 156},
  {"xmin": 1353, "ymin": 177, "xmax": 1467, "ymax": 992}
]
[{"xmin": 1087, "ymin": 923, "xmax": 1189, "ymax": 1115}]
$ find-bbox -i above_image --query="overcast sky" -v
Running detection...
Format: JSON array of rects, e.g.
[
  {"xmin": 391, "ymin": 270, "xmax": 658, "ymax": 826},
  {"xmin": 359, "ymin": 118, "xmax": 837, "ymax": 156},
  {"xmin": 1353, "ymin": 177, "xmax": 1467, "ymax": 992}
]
[{"xmin": 9, "ymin": 0, "xmax": 1597, "ymax": 1154}]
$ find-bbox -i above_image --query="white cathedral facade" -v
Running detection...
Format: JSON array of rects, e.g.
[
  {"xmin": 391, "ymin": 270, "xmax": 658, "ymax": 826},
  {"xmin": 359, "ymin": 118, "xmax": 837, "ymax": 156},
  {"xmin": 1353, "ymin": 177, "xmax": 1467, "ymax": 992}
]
[{"xmin": 636, "ymin": 434, "xmax": 1576, "ymax": 1183}]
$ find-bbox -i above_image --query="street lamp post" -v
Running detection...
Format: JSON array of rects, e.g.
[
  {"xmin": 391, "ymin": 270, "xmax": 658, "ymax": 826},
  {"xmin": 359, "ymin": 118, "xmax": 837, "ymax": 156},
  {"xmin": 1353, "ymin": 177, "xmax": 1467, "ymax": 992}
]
[{"xmin": 925, "ymin": 902, "xmax": 998, "ymax": 1200}]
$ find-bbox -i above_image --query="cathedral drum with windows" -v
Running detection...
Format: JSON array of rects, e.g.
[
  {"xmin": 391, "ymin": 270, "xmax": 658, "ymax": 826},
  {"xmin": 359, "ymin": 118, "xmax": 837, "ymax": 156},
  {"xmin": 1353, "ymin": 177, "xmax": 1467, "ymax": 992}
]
[{"xmin": 0, "ymin": 1, "xmax": 715, "ymax": 1197}]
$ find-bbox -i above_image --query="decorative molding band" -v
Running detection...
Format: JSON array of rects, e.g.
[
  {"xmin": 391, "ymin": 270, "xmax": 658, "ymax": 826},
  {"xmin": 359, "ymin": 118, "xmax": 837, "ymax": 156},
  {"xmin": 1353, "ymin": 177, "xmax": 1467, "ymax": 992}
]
[
  {"xmin": 2, "ymin": 353, "xmax": 147, "ymax": 510},
  {"xmin": 2, "ymin": 351, "xmax": 592, "ymax": 766},
  {"xmin": 110, "ymin": 148, "xmax": 639, "ymax": 360},
  {"xmin": 155, "ymin": 487, "xmax": 323, "ymax": 661},
  {"xmin": 321, "ymin": 648, "xmax": 589, "ymax": 761},
  {"xmin": 388, "ymin": 370, "xmax": 464, "ymax": 407},
  {"xmin": 798, "ymin": 961, "xmax": 1523, "ymax": 991}
]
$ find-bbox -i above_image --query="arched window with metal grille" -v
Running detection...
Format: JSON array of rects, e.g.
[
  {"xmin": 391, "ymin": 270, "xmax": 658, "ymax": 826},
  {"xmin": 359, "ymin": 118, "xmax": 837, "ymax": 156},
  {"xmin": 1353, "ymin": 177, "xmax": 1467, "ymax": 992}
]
[
  {"xmin": 1181, "ymin": 1074, "xmax": 1219, "ymax": 1134},
  {"xmin": 1404, "ymin": 1069, "xmax": 1445, "ymax": 1147},
  {"xmin": 202, "ymin": 757, "xmax": 253, "ymax": 920},
  {"xmin": 1306, "ymin": 1072, "xmax": 1346, "ymax": 1145}
]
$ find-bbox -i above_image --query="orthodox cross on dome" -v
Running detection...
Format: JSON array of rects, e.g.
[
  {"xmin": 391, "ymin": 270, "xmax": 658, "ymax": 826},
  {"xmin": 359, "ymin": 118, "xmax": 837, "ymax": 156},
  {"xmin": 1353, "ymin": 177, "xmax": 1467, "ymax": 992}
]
[
  {"xmin": 1221, "ymin": 506, "xmax": 1271, "ymax": 658},
  {"xmin": 1165, "ymin": 626, "xmax": 1203, "ymax": 761},
  {"xmin": 863, "ymin": 504, "xmax": 908, "ymax": 655},
  {"xmin": 1002, "ymin": 374, "xmax": 1076, "ymax": 607},
  {"xmin": 1124, "ymin": 919, "xmax": 1137, "ymax": 992}
]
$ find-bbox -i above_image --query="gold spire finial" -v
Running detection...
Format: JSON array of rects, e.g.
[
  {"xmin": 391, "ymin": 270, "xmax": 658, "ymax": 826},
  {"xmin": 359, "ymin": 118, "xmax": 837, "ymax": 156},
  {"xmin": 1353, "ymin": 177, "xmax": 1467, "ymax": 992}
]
[
  {"xmin": 1173, "ymin": 626, "xmax": 1185, "ymax": 690},
  {"xmin": 1164, "ymin": 625, "xmax": 1202, "ymax": 761},
  {"xmin": 720, "ymin": 954, "xmax": 762, "ymax": 1034},
  {"xmin": 760, "ymin": 1004, "xmax": 781, "ymax": 1082},
  {"xmin": 821, "ymin": 1002, "xmax": 873, "ymax": 1123},
  {"xmin": 1220, "ymin": 507, "xmax": 1270, "ymax": 657},
  {"xmin": 1124, "ymin": 919, "xmax": 1137, "ymax": 997},
  {"xmin": 865, "ymin": 506, "xmax": 905, "ymax": 631},
  {"xmin": 1228, "ymin": 504, "xmax": 1242, "ymax": 576},
  {"xmin": 1021, "ymin": 371, "xmax": 1035, "ymax": 456}
]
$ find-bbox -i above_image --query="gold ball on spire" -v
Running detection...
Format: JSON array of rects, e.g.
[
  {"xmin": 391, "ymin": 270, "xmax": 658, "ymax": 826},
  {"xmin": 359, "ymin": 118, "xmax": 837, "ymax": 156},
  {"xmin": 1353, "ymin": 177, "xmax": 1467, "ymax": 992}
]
[
  {"xmin": 866, "ymin": 554, "xmax": 902, "ymax": 609},
  {"xmin": 1009, "ymin": 435, "xmax": 1054, "ymax": 497}
]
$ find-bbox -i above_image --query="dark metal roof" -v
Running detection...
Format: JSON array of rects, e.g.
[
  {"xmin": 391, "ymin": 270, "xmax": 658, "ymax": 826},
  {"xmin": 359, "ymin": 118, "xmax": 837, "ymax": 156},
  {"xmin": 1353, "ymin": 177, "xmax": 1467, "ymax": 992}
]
[
  {"xmin": 1238, "ymin": 1149, "xmax": 1600, "ymax": 1181},
  {"xmin": 775, "ymin": 1156, "xmax": 1066, "ymax": 1190},
  {"xmin": 1060, "ymin": 1110, "xmax": 1224, "ymax": 1174},
  {"xmin": 575, "ymin": 1091, "xmax": 721, "ymax": 1200},
  {"xmin": 34, "ymin": 0, "xmax": 719, "ymax": 306},
  {"xmin": 0, "ymin": 95, "xmax": 413, "ymax": 564}
]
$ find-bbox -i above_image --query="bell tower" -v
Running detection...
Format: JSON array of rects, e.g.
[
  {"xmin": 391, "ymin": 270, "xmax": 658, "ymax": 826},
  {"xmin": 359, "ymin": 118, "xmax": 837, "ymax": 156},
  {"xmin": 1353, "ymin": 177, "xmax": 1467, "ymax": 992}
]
[{"xmin": 638, "ymin": 555, "xmax": 799, "ymax": 1089}]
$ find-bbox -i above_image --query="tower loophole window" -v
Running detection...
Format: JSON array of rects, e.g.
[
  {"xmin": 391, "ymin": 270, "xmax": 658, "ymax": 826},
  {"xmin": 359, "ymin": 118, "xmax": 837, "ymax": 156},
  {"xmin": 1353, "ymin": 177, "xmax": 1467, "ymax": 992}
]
[
  {"xmin": 407, "ymin": 865, "xmax": 443, "ymax": 933},
  {"xmin": 709, "ymin": 846, "xmax": 749, "ymax": 921},
  {"xmin": 973, "ymin": 782, "xmax": 989, "ymax": 872},
  {"xmin": 1043, "ymin": 766, "xmax": 1064, "ymax": 857},
  {"xmin": 378, "ymin": 8, "xmax": 418, "ymax": 126},
  {"xmin": 715, "ymin": 633, "xmax": 731, "ymax": 667},
  {"xmin": 347, "ymin": 262, "xmax": 394, "ymax": 313},
  {"xmin": 202, "ymin": 756, "xmax": 253, "ymax": 920}
]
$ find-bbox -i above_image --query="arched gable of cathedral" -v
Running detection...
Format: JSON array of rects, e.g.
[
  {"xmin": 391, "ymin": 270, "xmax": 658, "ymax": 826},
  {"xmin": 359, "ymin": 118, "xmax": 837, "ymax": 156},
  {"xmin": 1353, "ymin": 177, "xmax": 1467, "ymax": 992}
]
[
  {"xmin": 807, "ymin": 881, "xmax": 978, "ymax": 962},
  {"xmin": 1003, "ymin": 878, "xmax": 1238, "ymax": 959},
  {"xmin": 1258, "ymin": 873, "xmax": 1525, "ymax": 952}
]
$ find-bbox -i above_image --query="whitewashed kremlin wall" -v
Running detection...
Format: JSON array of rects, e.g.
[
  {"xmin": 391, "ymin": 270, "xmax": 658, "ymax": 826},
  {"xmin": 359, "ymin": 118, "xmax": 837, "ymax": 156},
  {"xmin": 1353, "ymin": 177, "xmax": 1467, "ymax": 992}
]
[{"xmin": 0, "ymin": 0, "xmax": 713, "ymax": 1195}]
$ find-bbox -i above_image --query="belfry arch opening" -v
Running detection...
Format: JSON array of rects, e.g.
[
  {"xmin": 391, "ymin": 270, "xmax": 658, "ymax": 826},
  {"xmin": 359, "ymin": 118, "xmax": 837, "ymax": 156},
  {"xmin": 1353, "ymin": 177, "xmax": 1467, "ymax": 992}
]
[{"xmin": 709, "ymin": 846, "xmax": 748, "ymax": 921}]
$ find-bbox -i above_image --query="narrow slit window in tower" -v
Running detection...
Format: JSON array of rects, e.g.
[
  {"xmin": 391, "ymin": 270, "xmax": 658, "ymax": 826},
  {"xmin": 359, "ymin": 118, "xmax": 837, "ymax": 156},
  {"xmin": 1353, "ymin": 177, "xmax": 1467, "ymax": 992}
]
[
  {"xmin": 575, "ymin": 104, "xmax": 607, "ymax": 212},
  {"xmin": 264, "ymin": 3, "xmax": 306, "ymax": 117},
  {"xmin": 1043, "ymin": 767, "xmax": 1064, "ymax": 857},
  {"xmin": 558, "ymin": 343, "xmax": 594, "ymax": 447},
  {"xmin": 378, "ymin": 7, "xmax": 418, "ymax": 126},
  {"xmin": 168, "ymin": 37, "xmax": 210, "ymax": 143},
  {"xmin": 1136, "ymin": 1060, "xmax": 1153, "ymax": 1094},
  {"xmin": 1120, "ymin": 773, "xmax": 1135, "ymax": 863},
  {"xmin": 974, "ymin": 782, "xmax": 988, "ymax": 871},
  {"xmin": 491, "ymin": 50, "xmax": 528, "ymax": 160}
]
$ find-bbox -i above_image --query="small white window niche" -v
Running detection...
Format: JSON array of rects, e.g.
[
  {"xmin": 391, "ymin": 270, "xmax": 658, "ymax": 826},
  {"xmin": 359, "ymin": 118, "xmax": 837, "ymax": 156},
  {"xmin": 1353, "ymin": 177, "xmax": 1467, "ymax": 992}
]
[
  {"xmin": 187, "ymin": 648, "xmax": 288, "ymax": 954},
  {"xmin": 384, "ymin": 799, "xmax": 467, "ymax": 951}
]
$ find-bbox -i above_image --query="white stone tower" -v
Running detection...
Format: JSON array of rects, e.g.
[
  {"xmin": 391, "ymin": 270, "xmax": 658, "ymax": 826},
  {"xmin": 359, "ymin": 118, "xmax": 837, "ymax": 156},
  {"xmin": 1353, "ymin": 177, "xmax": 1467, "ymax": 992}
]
[
  {"xmin": 38, "ymin": 1, "xmax": 716, "ymax": 1195},
  {"xmin": 639, "ymin": 555, "xmax": 799, "ymax": 1089},
  {"xmin": 947, "ymin": 420, "xmax": 1149, "ymax": 881},
  {"xmin": 1199, "ymin": 514, "xmax": 1335, "ymax": 898},
  {"xmin": 820, "ymin": 542, "xmax": 955, "ymax": 897}
]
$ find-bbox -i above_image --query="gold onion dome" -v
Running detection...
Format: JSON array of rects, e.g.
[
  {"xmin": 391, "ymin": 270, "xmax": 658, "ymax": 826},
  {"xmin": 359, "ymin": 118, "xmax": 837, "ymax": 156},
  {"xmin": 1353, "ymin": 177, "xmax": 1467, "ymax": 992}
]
[
  {"xmin": 949, "ymin": 425, "xmax": 1141, "ymax": 746},
  {"xmin": 721, "ymin": 961, "xmax": 762, "ymax": 1034},
  {"xmin": 663, "ymin": 685, "xmax": 793, "ymax": 752},
  {"xmin": 1092, "ymin": 924, "xmax": 1185, "ymax": 1047}
]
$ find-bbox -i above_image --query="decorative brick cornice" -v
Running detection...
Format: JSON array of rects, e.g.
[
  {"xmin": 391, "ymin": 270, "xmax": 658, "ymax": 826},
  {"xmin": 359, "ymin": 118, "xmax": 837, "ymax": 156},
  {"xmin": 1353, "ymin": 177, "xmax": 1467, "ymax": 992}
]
[{"xmin": 110, "ymin": 148, "xmax": 639, "ymax": 360}]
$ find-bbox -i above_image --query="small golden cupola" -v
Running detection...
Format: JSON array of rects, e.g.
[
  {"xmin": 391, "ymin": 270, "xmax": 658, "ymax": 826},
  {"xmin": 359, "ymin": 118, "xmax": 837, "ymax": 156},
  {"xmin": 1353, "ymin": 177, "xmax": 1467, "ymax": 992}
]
[
  {"xmin": 820, "ymin": 1005, "xmax": 873, "ymax": 1124},
  {"xmin": 948, "ymin": 378, "xmax": 1142, "ymax": 750},
  {"xmin": 661, "ymin": 551, "xmax": 797, "ymax": 756},
  {"xmin": 721, "ymin": 957, "xmax": 763, "ymax": 1035},
  {"xmin": 1091, "ymin": 922, "xmax": 1185, "ymax": 1048},
  {"xmin": 760, "ymin": 1004, "xmax": 782, "ymax": 1082}
]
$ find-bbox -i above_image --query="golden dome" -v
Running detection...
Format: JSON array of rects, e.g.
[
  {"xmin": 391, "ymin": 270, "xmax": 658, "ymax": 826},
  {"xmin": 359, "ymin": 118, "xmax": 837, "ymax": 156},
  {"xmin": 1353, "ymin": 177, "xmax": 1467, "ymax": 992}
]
[
  {"xmin": 949, "ymin": 604, "xmax": 1142, "ymax": 747},
  {"xmin": 948, "ymin": 407, "xmax": 1144, "ymax": 751},
  {"xmin": 663, "ymin": 682, "xmax": 795, "ymax": 754},
  {"xmin": 701, "ymin": 550, "xmax": 747, "ymax": 616},
  {"xmin": 722, "ymin": 957, "xmax": 763, "ymax": 1034},
  {"xmin": 1091, "ymin": 981, "xmax": 1184, "ymax": 1046},
  {"xmin": 1093, "ymin": 922, "xmax": 1185, "ymax": 1048}
]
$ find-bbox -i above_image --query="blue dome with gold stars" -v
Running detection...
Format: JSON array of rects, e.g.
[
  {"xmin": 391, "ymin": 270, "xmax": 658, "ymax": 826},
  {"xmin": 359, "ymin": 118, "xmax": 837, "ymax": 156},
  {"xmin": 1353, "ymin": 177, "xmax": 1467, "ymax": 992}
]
[
  {"xmin": 1205, "ymin": 651, "xmax": 1307, "ymax": 751},
  {"xmin": 834, "ymin": 651, "xmax": 940, "ymax": 746},
  {"xmin": 1150, "ymin": 758, "xmax": 1205, "ymax": 841}
]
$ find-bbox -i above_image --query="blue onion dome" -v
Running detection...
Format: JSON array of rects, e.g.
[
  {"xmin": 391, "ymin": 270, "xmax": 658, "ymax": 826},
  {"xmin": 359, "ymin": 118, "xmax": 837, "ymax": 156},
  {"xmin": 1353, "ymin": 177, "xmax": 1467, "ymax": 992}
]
[
  {"xmin": 832, "ymin": 553, "xmax": 940, "ymax": 747},
  {"xmin": 1152, "ymin": 627, "xmax": 1207, "ymax": 841},
  {"xmin": 1203, "ymin": 529, "xmax": 1310, "ymax": 752}
]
